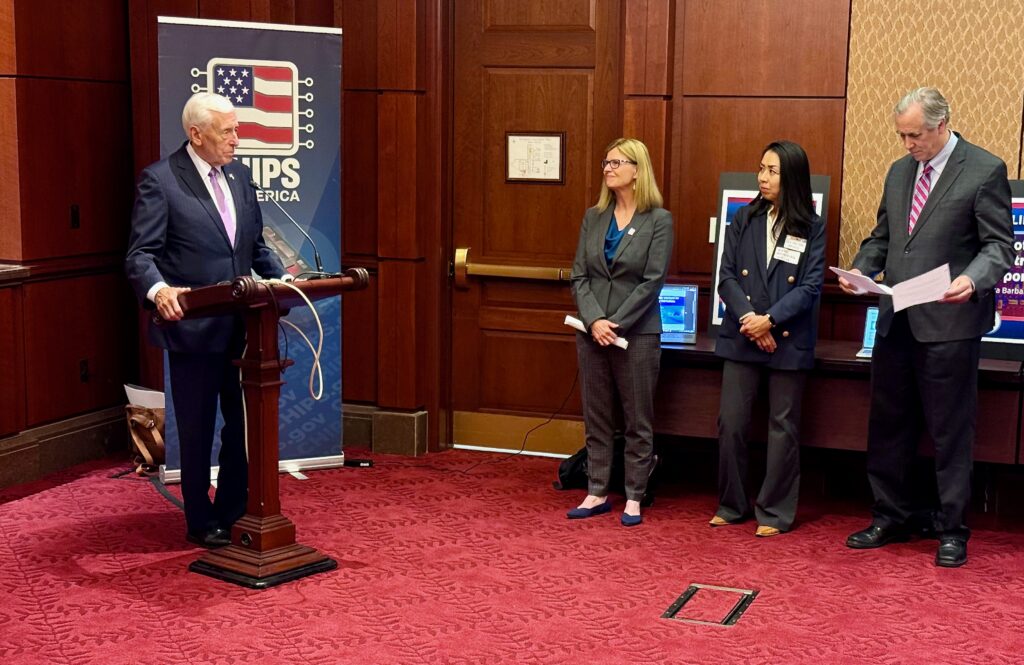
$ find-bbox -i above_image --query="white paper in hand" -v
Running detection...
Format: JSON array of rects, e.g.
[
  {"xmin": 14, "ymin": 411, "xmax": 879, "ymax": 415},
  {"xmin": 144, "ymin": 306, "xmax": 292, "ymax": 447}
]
[
  {"xmin": 829, "ymin": 267, "xmax": 891, "ymax": 296},
  {"xmin": 564, "ymin": 315, "xmax": 628, "ymax": 349},
  {"xmin": 830, "ymin": 264, "xmax": 951, "ymax": 312}
]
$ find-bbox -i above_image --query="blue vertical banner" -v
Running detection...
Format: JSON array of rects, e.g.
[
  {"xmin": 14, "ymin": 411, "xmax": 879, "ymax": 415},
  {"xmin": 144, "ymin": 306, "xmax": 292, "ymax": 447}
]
[{"xmin": 156, "ymin": 17, "xmax": 344, "ymax": 474}]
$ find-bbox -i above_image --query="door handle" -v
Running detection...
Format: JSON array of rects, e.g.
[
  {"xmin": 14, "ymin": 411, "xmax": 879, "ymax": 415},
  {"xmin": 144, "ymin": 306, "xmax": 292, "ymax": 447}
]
[{"xmin": 453, "ymin": 247, "xmax": 572, "ymax": 288}]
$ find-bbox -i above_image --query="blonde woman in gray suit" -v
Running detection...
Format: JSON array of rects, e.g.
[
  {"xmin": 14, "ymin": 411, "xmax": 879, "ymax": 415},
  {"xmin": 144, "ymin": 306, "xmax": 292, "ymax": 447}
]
[{"xmin": 568, "ymin": 138, "xmax": 674, "ymax": 527}]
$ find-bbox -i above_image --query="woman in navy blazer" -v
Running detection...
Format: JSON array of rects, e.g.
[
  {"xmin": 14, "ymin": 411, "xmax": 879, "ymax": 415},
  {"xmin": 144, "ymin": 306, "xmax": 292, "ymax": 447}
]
[
  {"xmin": 568, "ymin": 138, "xmax": 674, "ymax": 527},
  {"xmin": 711, "ymin": 140, "xmax": 825, "ymax": 536}
]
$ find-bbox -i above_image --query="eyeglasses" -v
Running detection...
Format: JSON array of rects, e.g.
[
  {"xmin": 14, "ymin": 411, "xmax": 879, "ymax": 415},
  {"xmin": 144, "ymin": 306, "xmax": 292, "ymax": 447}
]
[{"xmin": 601, "ymin": 159, "xmax": 637, "ymax": 170}]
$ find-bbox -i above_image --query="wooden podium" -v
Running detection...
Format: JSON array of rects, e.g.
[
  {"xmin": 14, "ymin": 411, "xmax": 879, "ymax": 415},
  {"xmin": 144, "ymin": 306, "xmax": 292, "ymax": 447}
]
[{"xmin": 170, "ymin": 270, "xmax": 368, "ymax": 589}]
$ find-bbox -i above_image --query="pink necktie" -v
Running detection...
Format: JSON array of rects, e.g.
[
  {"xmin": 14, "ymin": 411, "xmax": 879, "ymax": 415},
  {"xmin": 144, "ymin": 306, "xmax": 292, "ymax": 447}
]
[
  {"xmin": 908, "ymin": 163, "xmax": 933, "ymax": 234},
  {"xmin": 208, "ymin": 168, "xmax": 235, "ymax": 246}
]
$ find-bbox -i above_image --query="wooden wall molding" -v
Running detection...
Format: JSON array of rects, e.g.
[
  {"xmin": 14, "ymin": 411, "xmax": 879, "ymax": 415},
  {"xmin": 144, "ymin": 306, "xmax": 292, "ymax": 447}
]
[
  {"xmin": 377, "ymin": 92, "xmax": 421, "ymax": 258},
  {"xmin": 623, "ymin": 98, "xmax": 669, "ymax": 197},
  {"xmin": 681, "ymin": 0, "xmax": 850, "ymax": 97},
  {"xmin": 377, "ymin": 0, "xmax": 424, "ymax": 91},
  {"xmin": 0, "ymin": 0, "xmax": 135, "ymax": 466},
  {"xmin": 0, "ymin": 1, "xmax": 14, "ymax": 74},
  {"xmin": 624, "ymin": 0, "xmax": 670, "ymax": 96},
  {"xmin": 376, "ymin": 259, "xmax": 422, "ymax": 408},
  {"xmin": 0, "ymin": 406, "xmax": 127, "ymax": 490},
  {"xmin": 0, "ymin": 79, "xmax": 20, "ymax": 261}
]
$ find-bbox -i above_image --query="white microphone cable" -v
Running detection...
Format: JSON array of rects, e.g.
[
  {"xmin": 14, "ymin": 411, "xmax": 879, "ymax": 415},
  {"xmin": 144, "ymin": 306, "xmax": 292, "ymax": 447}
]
[{"xmin": 262, "ymin": 278, "xmax": 326, "ymax": 401}]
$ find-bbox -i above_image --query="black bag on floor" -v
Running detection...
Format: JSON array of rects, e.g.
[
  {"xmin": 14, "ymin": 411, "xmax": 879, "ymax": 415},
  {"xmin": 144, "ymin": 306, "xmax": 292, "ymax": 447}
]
[
  {"xmin": 553, "ymin": 447, "xmax": 589, "ymax": 490},
  {"xmin": 553, "ymin": 433, "xmax": 657, "ymax": 506}
]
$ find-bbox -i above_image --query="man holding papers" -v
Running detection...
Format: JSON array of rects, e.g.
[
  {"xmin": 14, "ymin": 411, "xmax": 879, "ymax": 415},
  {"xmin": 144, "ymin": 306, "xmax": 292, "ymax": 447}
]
[{"xmin": 838, "ymin": 87, "xmax": 1013, "ymax": 567}]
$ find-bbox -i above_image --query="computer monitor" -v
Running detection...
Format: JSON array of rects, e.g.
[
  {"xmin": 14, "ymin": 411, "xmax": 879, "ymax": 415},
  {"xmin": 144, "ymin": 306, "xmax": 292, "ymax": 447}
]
[
  {"xmin": 660, "ymin": 284, "xmax": 699, "ymax": 344},
  {"xmin": 856, "ymin": 306, "xmax": 879, "ymax": 358}
]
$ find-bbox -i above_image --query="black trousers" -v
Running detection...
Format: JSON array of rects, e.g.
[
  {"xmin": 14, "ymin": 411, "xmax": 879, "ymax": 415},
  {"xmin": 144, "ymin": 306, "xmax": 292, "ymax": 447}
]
[
  {"xmin": 717, "ymin": 360, "xmax": 807, "ymax": 530},
  {"xmin": 168, "ymin": 343, "xmax": 247, "ymax": 534},
  {"xmin": 576, "ymin": 331, "xmax": 661, "ymax": 501},
  {"xmin": 866, "ymin": 312, "xmax": 979, "ymax": 540}
]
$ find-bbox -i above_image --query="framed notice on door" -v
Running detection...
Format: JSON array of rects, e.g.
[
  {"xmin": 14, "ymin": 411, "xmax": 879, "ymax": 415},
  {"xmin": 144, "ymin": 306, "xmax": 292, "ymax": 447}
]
[{"xmin": 505, "ymin": 132, "xmax": 564, "ymax": 183}]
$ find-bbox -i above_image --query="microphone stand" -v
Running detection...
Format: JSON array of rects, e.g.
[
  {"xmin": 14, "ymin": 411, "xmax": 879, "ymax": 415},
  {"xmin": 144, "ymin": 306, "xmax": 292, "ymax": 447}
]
[{"xmin": 250, "ymin": 179, "xmax": 335, "ymax": 279}]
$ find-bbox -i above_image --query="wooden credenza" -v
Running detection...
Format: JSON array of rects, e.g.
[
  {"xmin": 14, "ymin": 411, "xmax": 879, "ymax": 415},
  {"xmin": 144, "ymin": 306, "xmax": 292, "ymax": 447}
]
[{"xmin": 655, "ymin": 337, "xmax": 1022, "ymax": 464}]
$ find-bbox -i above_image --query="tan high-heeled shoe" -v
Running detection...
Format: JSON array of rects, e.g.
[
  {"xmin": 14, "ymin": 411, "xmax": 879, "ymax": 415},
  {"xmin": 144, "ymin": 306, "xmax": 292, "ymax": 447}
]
[
  {"xmin": 755, "ymin": 525, "xmax": 781, "ymax": 537},
  {"xmin": 709, "ymin": 515, "xmax": 729, "ymax": 527}
]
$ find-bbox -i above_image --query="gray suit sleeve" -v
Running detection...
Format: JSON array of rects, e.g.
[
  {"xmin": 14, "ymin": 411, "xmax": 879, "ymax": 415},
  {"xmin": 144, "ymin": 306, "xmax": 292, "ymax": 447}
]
[{"xmin": 961, "ymin": 159, "xmax": 1014, "ymax": 292}]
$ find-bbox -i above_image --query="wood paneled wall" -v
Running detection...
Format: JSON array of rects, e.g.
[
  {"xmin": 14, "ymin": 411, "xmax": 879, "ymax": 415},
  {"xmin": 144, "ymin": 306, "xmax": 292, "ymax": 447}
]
[
  {"xmin": 450, "ymin": 0, "xmax": 621, "ymax": 424},
  {"xmin": 340, "ymin": 0, "xmax": 447, "ymax": 452},
  {"xmin": 0, "ymin": 273, "xmax": 26, "ymax": 438},
  {"xmin": 669, "ymin": 0, "xmax": 850, "ymax": 278},
  {"xmin": 0, "ymin": 0, "xmax": 858, "ymax": 458},
  {"xmin": 0, "ymin": 0, "xmax": 134, "ymax": 439},
  {"xmin": 447, "ymin": 0, "xmax": 854, "ymax": 446}
]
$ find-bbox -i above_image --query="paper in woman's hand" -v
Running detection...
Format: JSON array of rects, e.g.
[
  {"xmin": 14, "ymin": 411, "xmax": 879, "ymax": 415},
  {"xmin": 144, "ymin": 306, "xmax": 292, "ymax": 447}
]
[{"xmin": 564, "ymin": 315, "xmax": 628, "ymax": 349}]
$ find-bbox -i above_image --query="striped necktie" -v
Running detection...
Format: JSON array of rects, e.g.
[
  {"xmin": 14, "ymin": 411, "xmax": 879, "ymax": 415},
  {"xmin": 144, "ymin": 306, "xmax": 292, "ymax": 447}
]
[{"xmin": 908, "ymin": 163, "xmax": 933, "ymax": 234}]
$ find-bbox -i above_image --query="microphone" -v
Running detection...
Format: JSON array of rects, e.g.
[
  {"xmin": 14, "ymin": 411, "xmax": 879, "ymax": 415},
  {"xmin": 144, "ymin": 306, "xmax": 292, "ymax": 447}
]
[{"xmin": 249, "ymin": 179, "xmax": 331, "ymax": 278}]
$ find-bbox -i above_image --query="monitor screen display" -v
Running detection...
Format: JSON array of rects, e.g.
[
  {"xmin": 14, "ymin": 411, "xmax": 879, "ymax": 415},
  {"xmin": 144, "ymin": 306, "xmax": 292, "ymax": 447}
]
[
  {"xmin": 856, "ymin": 306, "xmax": 879, "ymax": 358},
  {"xmin": 660, "ymin": 284, "xmax": 699, "ymax": 344}
]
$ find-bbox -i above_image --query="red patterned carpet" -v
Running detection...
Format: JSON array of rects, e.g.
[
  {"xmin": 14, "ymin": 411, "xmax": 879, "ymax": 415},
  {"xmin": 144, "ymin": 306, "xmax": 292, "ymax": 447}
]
[{"xmin": 2, "ymin": 448, "xmax": 1024, "ymax": 664}]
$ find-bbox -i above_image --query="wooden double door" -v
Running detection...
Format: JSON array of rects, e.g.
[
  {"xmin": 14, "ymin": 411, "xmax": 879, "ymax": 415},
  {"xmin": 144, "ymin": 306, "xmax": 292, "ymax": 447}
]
[{"xmin": 449, "ymin": 0, "xmax": 624, "ymax": 453}]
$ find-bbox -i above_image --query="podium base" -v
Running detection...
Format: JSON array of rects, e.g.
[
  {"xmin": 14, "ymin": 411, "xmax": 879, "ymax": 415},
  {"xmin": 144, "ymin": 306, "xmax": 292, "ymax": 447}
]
[{"xmin": 189, "ymin": 543, "xmax": 338, "ymax": 589}]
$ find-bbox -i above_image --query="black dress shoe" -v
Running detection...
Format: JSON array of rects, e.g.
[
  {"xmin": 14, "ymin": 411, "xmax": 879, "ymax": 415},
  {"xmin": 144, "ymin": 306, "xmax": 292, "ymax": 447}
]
[
  {"xmin": 845, "ymin": 524, "xmax": 909, "ymax": 549},
  {"xmin": 935, "ymin": 537, "xmax": 967, "ymax": 568},
  {"xmin": 186, "ymin": 527, "xmax": 231, "ymax": 548}
]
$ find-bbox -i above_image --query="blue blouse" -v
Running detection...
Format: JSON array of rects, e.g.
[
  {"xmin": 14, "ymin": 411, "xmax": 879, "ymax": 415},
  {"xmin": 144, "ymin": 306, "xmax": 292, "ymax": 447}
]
[{"xmin": 604, "ymin": 214, "xmax": 626, "ymax": 266}]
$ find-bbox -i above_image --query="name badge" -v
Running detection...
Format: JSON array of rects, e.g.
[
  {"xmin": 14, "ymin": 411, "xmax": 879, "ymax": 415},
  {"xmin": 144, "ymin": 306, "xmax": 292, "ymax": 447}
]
[
  {"xmin": 773, "ymin": 247, "xmax": 801, "ymax": 265},
  {"xmin": 783, "ymin": 236, "xmax": 807, "ymax": 253}
]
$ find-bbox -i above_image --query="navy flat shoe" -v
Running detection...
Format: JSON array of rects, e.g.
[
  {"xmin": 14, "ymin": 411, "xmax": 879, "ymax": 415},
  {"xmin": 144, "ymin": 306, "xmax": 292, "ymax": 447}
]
[
  {"xmin": 567, "ymin": 501, "xmax": 612, "ymax": 519},
  {"xmin": 621, "ymin": 513, "xmax": 642, "ymax": 527}
]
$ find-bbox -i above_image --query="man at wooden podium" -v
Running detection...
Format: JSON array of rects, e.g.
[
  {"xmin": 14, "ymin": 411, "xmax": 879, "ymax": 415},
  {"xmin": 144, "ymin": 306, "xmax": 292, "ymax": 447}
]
[{"xmin": 125, "ymin": 92, "xmax": 287, "ymax": 548}]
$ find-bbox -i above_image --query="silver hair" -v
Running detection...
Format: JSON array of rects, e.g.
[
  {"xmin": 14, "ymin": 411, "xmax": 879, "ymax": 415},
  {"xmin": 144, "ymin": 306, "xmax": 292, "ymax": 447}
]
[
  {"xmin": 181, "ymin": 92, "xmax": 235, "ymax": 137},
  {"xmin": 893, "ymin": 87, "xmax": 950, "ymax": 129}
]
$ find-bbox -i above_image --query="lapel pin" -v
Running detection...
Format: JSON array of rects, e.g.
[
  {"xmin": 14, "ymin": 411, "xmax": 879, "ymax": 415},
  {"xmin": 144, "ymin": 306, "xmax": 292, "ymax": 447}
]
[
  {"xmin": 228, "ymin": 173, "xmax": 235, "ymax": 180},
  {"xmin": 628, "ymin": 228, "xmax": 636, "ymax": 236}
]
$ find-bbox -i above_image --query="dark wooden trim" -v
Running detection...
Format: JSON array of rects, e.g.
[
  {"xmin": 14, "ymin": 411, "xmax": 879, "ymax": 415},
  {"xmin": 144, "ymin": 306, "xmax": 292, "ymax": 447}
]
[{"xmin": 0, "ymin": 406, "xmax": 128, "ymax": 490}]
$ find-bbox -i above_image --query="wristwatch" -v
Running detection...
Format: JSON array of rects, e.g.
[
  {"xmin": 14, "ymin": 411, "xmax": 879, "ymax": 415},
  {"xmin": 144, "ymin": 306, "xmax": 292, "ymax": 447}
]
[{"xmin": 767, "ymin": 314, "xmax": 777, "ymax": 328}]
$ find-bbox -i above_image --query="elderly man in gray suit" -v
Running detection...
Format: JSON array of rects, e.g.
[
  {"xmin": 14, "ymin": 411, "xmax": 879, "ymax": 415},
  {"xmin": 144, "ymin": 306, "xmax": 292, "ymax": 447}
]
[{"xmin": 839, "ymin": 87, "xmax": 1013, "ymax": 567}]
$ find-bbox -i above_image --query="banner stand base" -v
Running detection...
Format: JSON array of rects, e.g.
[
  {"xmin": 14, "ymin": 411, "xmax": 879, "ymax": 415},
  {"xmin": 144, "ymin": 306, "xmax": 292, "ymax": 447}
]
[{"xmin": 158, "ymin": 453, "xmax": 345, "ymax": 485}]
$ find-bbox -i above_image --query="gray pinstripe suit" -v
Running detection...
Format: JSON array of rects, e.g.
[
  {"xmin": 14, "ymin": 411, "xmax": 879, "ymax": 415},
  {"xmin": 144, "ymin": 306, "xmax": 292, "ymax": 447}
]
[
  {"xmin": 570, "ymin": 205, "xmax": 674, "ymax": 500},
  {"xmin": 852, "ymin": 134, "xmax": 1013, "ymax": 538}
]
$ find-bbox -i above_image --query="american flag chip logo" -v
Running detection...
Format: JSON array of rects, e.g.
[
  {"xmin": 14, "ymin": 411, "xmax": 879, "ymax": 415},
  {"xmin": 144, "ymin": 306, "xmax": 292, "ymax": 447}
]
[{"xmin": 191, "ymin": 58, "xmax": 315, "ymax": 156}]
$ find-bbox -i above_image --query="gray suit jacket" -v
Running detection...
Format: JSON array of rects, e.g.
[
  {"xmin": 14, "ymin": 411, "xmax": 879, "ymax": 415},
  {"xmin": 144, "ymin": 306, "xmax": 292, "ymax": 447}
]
[
  {"xmin": 571, "ymin": 205, "xmax": 674, "ymax": 335},
  {"xmin": 852, "ymin": 134, "xmax": 1013, "ymax": 342}
]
